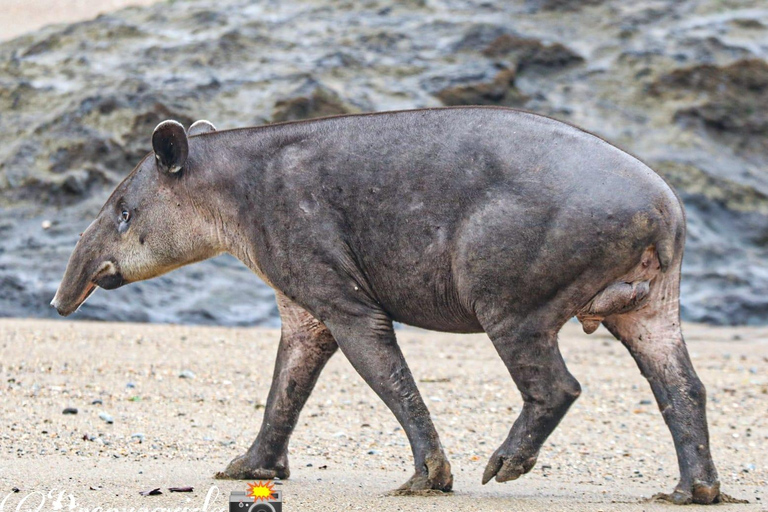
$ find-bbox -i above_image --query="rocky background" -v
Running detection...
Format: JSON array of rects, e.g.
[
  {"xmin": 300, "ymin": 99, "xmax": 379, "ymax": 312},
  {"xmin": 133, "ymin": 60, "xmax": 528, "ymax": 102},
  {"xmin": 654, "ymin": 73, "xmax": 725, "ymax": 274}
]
[{"xmin": 0, "ymin": 0, "xmax": 766, "ymax": 326}]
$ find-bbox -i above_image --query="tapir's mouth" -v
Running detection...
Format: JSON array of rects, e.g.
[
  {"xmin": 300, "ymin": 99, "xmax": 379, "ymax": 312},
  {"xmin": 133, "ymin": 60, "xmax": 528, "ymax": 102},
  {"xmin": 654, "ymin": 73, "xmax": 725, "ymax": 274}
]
[
  {"xmin": 77, "ymin": 282, "xmax": 98, "ymax": 307},
  {"xmin": 95, "ymin": 271, "xmax": 125, "ymax": 290},
  {"xmin": 52, "ymin": 281, "xmax": 96, "ymax": 317},
  {"xmin": 51, "ymin": 261, "xmax": 123, "ymax": 316}
]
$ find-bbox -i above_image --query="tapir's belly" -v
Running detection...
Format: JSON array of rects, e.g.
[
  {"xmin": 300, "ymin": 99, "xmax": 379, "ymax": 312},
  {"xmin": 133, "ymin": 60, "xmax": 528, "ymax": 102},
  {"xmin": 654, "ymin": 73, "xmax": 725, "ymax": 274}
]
[{"xmin": 382, "ymin": 285, "xmax": 485, "ymax": 334}]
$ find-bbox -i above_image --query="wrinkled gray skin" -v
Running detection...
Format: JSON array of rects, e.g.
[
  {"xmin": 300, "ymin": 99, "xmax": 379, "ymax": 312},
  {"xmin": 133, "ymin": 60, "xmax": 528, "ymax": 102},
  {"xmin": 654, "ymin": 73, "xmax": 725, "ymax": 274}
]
[{"xmin": 52, "ymin": 107, "xmax": 720, "ymax": 503}]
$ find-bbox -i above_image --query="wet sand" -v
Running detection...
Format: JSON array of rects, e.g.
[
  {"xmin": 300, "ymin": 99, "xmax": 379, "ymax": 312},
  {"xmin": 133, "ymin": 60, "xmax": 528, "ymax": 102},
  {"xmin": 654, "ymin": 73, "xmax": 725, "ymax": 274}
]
[
  {"xmin": 0, "ymin": 318, "xmax": 766, "ymax": 511},
  {"xmin": 0, "ymin": 0, "xmax": 161, "ymax": 41}
]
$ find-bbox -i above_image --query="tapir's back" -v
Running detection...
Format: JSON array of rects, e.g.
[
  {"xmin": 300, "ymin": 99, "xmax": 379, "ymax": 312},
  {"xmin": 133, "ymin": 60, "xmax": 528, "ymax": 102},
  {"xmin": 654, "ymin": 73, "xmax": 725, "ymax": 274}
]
[{"xmin": 258, "ymin": 107, "xmax": 678, "ymax": 226}]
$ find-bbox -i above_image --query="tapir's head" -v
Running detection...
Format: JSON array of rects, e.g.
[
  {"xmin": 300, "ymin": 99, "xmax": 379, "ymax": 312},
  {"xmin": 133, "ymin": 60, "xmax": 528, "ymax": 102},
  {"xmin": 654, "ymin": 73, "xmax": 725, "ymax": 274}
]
[{"xmin": 51, "ymin": 119, "xmax": 220, "ymax": 316}]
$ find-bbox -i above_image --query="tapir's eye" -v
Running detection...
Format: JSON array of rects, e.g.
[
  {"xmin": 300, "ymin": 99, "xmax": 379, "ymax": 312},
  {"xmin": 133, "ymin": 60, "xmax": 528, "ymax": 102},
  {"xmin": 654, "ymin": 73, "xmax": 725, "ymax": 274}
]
[{"xmin": 120, "ymin": 209, "xmax": 131, "ymax": 223}]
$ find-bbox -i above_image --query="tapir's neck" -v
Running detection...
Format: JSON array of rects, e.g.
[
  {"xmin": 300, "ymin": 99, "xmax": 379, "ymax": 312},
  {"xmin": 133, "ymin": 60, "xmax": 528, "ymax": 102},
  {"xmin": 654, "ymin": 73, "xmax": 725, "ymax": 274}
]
[{"xmin": 189, "ymin": 125, "xmax": 305, "ymax": 285}]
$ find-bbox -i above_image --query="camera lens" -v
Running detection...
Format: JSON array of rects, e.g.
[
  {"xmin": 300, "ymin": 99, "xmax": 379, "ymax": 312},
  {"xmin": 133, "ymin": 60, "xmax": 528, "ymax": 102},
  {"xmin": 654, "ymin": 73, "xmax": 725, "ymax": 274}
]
[{"xmin": 247, "ymin": 503, "xmax": 275, "ymax": 512}]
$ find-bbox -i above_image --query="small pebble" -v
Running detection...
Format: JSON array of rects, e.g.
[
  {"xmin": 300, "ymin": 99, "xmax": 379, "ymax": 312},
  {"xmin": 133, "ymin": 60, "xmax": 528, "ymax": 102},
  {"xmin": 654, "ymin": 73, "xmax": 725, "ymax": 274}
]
[
  {"xmin": 126, "ymin": 382, "xmax": 136, "ymax": 388},
  {"xmin": 131, "ymin": 433, "xmax": 145, "ymax": 443},
  {"xmin": 41, "ymin": 220, "xmax": 52, "ymax": 230},
  {"xmin": 92, "ymin": 399, "xmax": 103, "ymax": 405},
  {"xmin": 99, "ymin": 412, "xmax": 114, "ymax": 424},
  {"xmin": 179, "ymin": 370, "xmax": 195, "ymax": 379},
  {"xmin": 62, "ymin": 407, "xmax": 78, "ymax": 415}
]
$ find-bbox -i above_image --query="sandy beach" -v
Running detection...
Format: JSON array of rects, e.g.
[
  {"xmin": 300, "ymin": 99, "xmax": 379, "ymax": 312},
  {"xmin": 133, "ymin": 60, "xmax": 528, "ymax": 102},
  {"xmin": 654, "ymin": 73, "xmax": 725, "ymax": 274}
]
[{"xmin": 1, "ymin": 318, "xmax": 766, "ymax": 511}]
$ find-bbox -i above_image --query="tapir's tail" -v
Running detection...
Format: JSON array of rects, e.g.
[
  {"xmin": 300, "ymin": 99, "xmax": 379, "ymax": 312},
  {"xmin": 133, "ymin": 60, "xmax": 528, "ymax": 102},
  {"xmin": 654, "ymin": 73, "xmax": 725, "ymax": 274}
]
[
  {"xmin": 577, "ymin": 188, "xmax": 686, "ymax": 334},
  {"xmin": 655, "ymin": 185, "xmax": 687, "ymax": 273}
]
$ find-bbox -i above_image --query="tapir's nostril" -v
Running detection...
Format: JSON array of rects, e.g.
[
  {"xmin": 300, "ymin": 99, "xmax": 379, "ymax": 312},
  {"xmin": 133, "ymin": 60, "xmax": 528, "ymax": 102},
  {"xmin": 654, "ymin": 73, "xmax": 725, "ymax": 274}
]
[{"xmin": 50, "ymin": 296, "xmax": 68, "ymax": 317}]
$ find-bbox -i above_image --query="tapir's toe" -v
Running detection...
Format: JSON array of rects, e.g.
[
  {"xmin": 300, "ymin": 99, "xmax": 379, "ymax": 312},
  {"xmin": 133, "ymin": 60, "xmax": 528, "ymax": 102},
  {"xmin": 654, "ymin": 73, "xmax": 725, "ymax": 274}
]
[
  {"xmin": 390, "ymin": 454, "xmax": 453, "ymax": 495},
  {"xmin": 482, "ymin": 450, "xmax": 537, "ymax": 484},
  {"xmin": 651, "ymin": 489, "xmax": 696, "ymax": 505},
  {"xmin": 692, "ymin": 481, "xmax": 721, "ymax": 504},
  {"xmin": 651, "ymin": 479, "xmax": 748, "ymax": 505},
  {"xmin": 214, "ymin": 452, "xmax": 290, "ymax": 480}
]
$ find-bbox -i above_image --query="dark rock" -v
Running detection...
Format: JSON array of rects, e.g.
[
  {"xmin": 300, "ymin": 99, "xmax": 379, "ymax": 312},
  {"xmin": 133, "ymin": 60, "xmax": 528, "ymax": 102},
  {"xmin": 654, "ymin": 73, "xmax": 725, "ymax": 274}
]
[
  {"xmin": 731, "ymin": 18, "xmax": 765, "ymax": 30},
  {"xmin": 61, "ymin": 170, "xmax": 98, "ymax": 196},
  {"xmin": 272, "ymin": 85, "xmax": 355, "ymax": 123},
  {"xmin": 651, "ymin": 59, "xmax": 768, "ymax": 151},
  {"xmin": 62, "ymin": 407, "xmax": 78, "ymax": 414},
  {"xmin": 482, "ymin": 35, "xmax": 584, "ymax": 72},
  {"xmin": 0, "ymin": 276, "xmax": 25, "ymax": 292},
  {"xmin": 436, "ymin": 69, "xmax": 528, "ymax": 107},
  {"xmin": 526, "ymin": 0, "xmax": 606, "ymax": 12},
  {"xmin": 453, "ymin": 24, "xmax": 508, "ymax": 52}
]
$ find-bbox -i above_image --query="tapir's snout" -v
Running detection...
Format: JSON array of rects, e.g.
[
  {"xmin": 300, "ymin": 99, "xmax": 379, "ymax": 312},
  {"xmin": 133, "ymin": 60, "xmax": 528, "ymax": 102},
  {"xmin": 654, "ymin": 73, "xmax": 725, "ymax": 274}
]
[
  {"xmin": 51, "ymin": 255, "xmax": 128, "ymax": 314},
  {"xmin": 50, "ymin": 280, "xmax": 97, "ymax": 316},
  {"xmin": 52, "ymin": 215, "xmax": 122, "ymax": 316},
  {"xmin": 52, "ymin": 260, "xmax": 124, "ymax": 316}
]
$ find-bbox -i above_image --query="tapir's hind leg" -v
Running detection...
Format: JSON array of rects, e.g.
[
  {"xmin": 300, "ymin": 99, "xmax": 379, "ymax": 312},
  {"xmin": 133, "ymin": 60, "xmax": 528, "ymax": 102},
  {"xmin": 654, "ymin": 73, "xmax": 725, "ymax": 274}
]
[
  {"xmin": 602, "ymin": 267, "xmax": 721, "ymax": 505},
  {"xmin": 216, "ymin": 293, "xmax": 338, "ymax": 480},
  {"xmin": 479, "ymin": 317, "xmax": 582, "ymax": 485}
]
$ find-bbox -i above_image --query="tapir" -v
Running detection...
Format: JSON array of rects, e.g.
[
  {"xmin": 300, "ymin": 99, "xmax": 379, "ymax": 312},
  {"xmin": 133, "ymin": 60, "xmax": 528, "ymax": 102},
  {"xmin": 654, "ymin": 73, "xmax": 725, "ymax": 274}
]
[{"xmin": 52, "ymin": 107, "xmax": 721, "ymax": 504}]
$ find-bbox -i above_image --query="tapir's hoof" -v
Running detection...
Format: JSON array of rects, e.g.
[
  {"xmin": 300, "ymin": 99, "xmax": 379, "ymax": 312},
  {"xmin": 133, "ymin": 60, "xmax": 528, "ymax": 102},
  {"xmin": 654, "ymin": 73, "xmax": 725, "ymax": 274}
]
[
  {"xmin": 214, "ymin": 452, "xmax": 290, "ymax": 480},
  {"xmin": 482, "ymin": 452, "xmax": 537, "ymax": 484},
  {"xmin": 390, "ymin": 456, "xmax": 453, "ymax": 495},
  {"xmin": 691, "ymin": 481, "xmax": 722, "ymax": 505},
  {"xmin": 651, "ymin": 480, "xmax": 742, "ymax": 505}
]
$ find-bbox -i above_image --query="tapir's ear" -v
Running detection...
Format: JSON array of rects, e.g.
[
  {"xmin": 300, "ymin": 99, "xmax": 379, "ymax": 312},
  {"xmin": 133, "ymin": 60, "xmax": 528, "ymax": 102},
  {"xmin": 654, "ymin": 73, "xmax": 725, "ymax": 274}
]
[
  {"xmin": 188, "ymin": 119, "xmax": 216, "ymax": 136},
  {"xmin": 152, "ymin": 120, "xmax": 188, "ymax": 174}
]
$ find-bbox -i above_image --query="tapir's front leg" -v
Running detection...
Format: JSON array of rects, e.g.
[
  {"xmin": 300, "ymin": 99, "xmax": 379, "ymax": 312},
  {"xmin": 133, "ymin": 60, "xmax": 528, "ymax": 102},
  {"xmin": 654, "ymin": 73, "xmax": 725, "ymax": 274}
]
[
  {"xmin": 322, "ymin": 308, "xmax": 453, "ymax": 493},
  {"xmin": 216, "ymin": 293, "xmax": 338, "ymax": 480}
]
